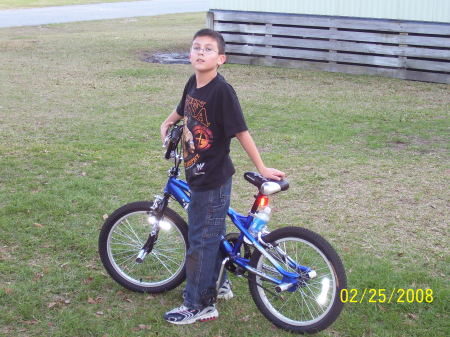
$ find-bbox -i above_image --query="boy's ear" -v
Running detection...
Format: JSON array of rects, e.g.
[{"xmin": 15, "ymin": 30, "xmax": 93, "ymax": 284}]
[{"xmin": 218, "ymin": 54, "xmax": 226, "ymax": 66}]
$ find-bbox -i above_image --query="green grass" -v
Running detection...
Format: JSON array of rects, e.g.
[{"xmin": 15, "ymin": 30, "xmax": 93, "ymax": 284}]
[
  {"xmin": 1, "ymin": 12, "xmax": 449, "ymax": 337},
  {"xmin": 0, "ymin": 0, "xmax": 139, "ymax": 10}
]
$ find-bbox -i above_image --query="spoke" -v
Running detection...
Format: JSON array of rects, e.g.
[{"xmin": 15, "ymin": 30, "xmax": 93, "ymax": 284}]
[
  {"xmin": 124, "ymin": 218, "xmax": 145, "ymax": 246},
  {"xmin": 312, "ymin": 266, "xmax": 333, "ymax": 272},
  {"xmin": 111, "ymin": 240, "xmax": 141, "ymax": 249},
  {"xmin": 299, "ymin": 288, "xmax": 317, "ymax": 321},
  {"xmin": 111, "ymin": 248, "xmax": 139, "ymax": 256},
  {"xmin": 125, "ymin": 259, "xmax": 140, "ymax": 274},
  {"xmin": 293, "ymin": 291, "xmax": 311, "ymax": 319},
  {"xmin": 151, "ymin": 251, "xmax": 174, "ymax": 275},
  {"xmin": 262, "ymin": 263, "xmax": 280, "ymax": 275},
  {"xmin": 115, "ymin": 252, "xmax": 138, "ymax": 266},
  {"xmin": 147, "ymin": 258, "xmax": 166, "ymax": 277},
  {"xmin": 302, "ymin": 283, "xmax": 324, "ymax": 292},
  {"xmin": 306, "ymin": 280, "xmax": 329, "ymax": 313},
  {"xmin": 116, "ymin": 224, "xmax": 141, "ymax": 244},
  {"xmin": 294, "ymin": 241, "xmax": 299, "ymax": 262},
  {"xmin": 155, "ymin": 246, "xmax": 184, "ymax": 253},
  {"xmin": 113, "ymin": 227, "xmax": 141, "ymax": 246},
  {"xmin": 298, "ymin": 287, "xmax": 322, "ymax": 303},
  {"xmin": 304, "ymin": 286, "xmax": 325, "ymax": 316},
  {"xmin": 274, "ymin": 288, "xmax": 296, "ymax": 312},
  {"xmin": 152, "ymin": 251, "xmax": 182, "ymax": 266},
  {"xmin": 151, "ymin": 255, "xmax": 181, "ymax": 269},
  {"xmin": 308, "ymin": 277, "xmax": 334, "ymax": 287}
]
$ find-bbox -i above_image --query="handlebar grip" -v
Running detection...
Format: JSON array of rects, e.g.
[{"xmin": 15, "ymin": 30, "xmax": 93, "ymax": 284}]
[
  {"xmin": 164, "ymin": 124, "xmax": 183, "ymax": 160},
  {"xmin": 164, "ymin": 141, "xmax": 174, "ymax": 160}
]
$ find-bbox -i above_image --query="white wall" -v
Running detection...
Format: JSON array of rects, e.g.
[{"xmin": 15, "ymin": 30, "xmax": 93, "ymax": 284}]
[{"xmin": 210, "ymin": 0, "xmax": 450, "ymax": 23}]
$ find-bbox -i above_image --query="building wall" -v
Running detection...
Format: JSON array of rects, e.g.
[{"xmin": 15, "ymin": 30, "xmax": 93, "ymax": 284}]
[{"xmin": 210, "ymin": 0, "xmax": 450, "ymax": 23}]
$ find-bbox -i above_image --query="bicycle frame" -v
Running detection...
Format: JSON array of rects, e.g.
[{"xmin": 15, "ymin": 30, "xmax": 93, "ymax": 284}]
[
  {"xmin": 163, "ymin": 175, "xmax": 314, "ymax": 290},
  {"xmin": 156, "ymin": 123, "xmax": 315, "ymax": 292}
]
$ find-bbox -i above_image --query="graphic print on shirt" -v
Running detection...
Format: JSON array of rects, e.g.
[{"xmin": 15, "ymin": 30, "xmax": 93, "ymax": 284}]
[{"xmin": 182, "ymin": 95, "xmax": 213, "ymax": 176}]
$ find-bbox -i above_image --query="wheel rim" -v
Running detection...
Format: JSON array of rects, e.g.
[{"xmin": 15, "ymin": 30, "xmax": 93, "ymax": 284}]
[
  {"xmin": 106, "ymin": 211, "xmax": 186, "ymax": 287},
  {"xmin": 255, "ymin": 237, "xmax": 338, "ymax": 326}
]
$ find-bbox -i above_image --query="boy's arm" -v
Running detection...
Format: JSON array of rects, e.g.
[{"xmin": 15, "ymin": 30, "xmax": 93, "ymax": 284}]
[
  {"xmin": 160, "ymin": 109, "xmax": 183, "ymax": 142},
  {"xmin": 235, "ymin": 130, "xmax": 285, "ymax": 181}
]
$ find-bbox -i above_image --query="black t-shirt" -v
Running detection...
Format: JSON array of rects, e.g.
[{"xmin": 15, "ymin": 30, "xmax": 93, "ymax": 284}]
[{"xmin": 176, "ymin": 73, "xmax": 248, "ymax": 191}]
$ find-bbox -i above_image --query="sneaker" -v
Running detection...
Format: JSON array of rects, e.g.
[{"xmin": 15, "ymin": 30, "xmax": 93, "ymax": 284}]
[
  {"xmin": 164, "ymin": 305, "xmax": 218, "ymax": 325},
  {"xmin": 217, "ymin": 279, "xmax": 234, "ymax": 300}
]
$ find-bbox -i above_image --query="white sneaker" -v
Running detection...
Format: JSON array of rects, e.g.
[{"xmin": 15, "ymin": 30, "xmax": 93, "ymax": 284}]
[
  {"xmin": 217, "ymin": 279, "xmax": 234, "ymax": 300},
  {"xmin": 164, "ymin": 304, "xmax": 218, "ymax": 325}
]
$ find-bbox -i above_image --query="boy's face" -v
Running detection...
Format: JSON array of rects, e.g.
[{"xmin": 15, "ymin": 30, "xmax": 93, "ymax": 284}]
[{"xmin": 189, "ymin": 36, "xmax": 226, "ymax": 73}]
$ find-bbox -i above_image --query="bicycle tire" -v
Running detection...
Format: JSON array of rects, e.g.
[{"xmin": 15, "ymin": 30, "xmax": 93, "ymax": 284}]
[
  {"xmin": 248, "ymin": 226, "xmax": 346, "ymax": 333},
  {"xmin": 98, "ymin": 201, "xmax": 188, "ymax": 293}
]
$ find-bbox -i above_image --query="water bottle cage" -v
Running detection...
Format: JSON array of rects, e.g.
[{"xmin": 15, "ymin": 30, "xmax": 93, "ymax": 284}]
[{"xmin": 257, "ymin": 232, "xmax": 271, "ymax": 246}]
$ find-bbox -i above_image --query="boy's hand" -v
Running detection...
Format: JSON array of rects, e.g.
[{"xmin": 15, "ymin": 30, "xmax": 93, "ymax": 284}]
[
  {"xmin": 259, "ymin": 167, "xmax": 286, "ymax": 181},
  {"xmin": 161, "ymin": 110, "xmax": 183, "ymax": 143},
  {"xmin": 160, "ymin": 121, "xmax": 174, "ymax": 143}
]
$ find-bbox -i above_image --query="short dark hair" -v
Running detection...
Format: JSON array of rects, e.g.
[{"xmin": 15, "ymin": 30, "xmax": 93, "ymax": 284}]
[{"xmin": 192, "ymin": 28, "xmax": 226, "ymax": 55}]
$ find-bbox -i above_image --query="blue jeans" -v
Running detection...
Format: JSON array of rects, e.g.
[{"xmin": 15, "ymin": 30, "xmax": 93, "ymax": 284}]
[{"xmin": 183, "ymin": 177, "xmax": 232, "ymax": 309}]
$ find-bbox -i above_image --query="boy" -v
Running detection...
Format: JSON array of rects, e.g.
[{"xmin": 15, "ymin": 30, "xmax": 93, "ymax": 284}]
[{"xmin": 160, "ymin": 29, "xmax": 285, "ymax": 325}]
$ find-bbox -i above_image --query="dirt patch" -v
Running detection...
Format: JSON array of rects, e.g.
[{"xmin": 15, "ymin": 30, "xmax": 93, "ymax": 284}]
[
  {"xmin": 388, "ymin": 135, "xmax": 448, "ymax": 154},
  {"xmin": 142, "ymin": 51, "xmax": 189, "ymax": 64}
]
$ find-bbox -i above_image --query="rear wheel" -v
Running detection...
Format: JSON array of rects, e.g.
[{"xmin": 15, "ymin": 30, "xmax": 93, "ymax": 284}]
[
  {"xmin": 99, "ymin": 201, "xmax": 188, "ymax": 293},
  {"xmin": 248, "ymin": 226, "xmax": 346, "ymax": 333}
]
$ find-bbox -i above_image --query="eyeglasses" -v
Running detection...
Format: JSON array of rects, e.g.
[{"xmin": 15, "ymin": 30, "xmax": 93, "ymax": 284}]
[{"xmin": 191, "ymin": 46, "xmax": 218, "ymax": 55}]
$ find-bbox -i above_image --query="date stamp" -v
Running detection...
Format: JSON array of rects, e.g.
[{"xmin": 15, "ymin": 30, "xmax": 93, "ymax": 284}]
[{"xmin": 340, "ymin": 288, "xmax": 434, "ymax": 304}]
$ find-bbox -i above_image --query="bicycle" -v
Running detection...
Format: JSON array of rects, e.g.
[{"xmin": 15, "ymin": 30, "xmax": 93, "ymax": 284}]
[{"xmin": 98, "ymin": 123, "xmax": 347, "ymax": 334}]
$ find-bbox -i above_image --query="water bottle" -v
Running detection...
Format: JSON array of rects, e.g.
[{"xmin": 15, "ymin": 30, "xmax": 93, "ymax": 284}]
[{"xmin": 249, "ymin": 207, "xmax": 271, "ymax": 236}]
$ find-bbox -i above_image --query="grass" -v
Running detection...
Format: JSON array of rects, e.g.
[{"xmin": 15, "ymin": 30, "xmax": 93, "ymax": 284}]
[
  {"xmin": 0, "ymin": 0, "xmax": 139, "ymax": 10},
  {"xmin": 1, "ymin": 12, "xmax": 449, "ymax": 337}
]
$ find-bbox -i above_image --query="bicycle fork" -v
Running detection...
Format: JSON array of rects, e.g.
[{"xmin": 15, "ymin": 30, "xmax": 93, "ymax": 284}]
[{"xmin": 135, "ymin": 195, "xmax": 169, "ymax": 263}]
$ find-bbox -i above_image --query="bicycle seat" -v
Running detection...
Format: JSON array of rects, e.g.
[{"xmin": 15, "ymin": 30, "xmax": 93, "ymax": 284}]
[{"xmin": 244, "ymin": 172, "xmax": 289, "ymax": 195}]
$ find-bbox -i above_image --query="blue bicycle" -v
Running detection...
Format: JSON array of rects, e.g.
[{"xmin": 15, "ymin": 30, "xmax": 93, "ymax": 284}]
[{"xmin": 99, "ymin": 124, "xmax": 347, "ymax": 333}]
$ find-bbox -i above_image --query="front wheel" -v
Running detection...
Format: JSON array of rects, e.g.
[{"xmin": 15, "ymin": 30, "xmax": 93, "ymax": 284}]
[
  {"xmin": 248, "ymin": 226, "xmax": 347, "ymax": 334},
  {"xmin": 98, "ymin": 201, "xmax": 188, "ymax": 293}
]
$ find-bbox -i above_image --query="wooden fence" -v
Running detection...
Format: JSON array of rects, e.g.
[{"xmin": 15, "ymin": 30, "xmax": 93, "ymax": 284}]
[{"xmin": 207, "ymin": 10, "xmax": 450, "ymax": 84}]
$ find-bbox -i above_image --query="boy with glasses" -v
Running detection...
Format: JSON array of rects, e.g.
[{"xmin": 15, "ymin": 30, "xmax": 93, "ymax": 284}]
[{"xmin": 160, "ymin": 28, "xmax": 285, "ymax": 325}]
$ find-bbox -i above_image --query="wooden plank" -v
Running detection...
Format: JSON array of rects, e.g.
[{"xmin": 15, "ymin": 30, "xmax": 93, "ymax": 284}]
[
  {"xmin": 215, "ymin": 22, "xmax": 266, "ymax": 34},
  {"xmin": 226, "ymin": 44, "xmax": 330, "ymax": 61},
  {"xmin": 217, "ymin": 22, "xmax": 399, "ymax": 43},
  {"xmin": 406, "ymin": 59, "xmax": 450, "ymax": 72},
  {"xmin": 212, "ymin": 10, "xmax": 450, "ymax": 35},
  {"xmin": 334, "ymin": 17, "xmax": 450, "ymax": 35},
  {"xmin": 226, "ymin": 44, "xmax": 402, "ymax": 67},
  {"xmin": 215, "ymin": 22, "xmax": 450, "ymax": 47},
  {"xmin": 206, "ymin": 11, "xmax": 214, "ymax": 29},
  {"xmin": 223, "ymin": 33, "xmax": 331, "ymax": 50},
  {"xmin": 226, "ymin": 55, "xmax": 450, "ymax": 84},
  {"xmin": 400, "ymin": 22, "xmax": 450, "ymax": 35},
  {"xmin": 335, "ymin": 53, "xmax": 401, "ymax": 67},
  {"xmin": 404, "ymin": 46, "xmax": 450, "ymax": 60},
  {"xmin": 399, "ymin": 34, "xmax": 450, "ymax": 48},
  {"xmin": 403, "ymin": 70, "xmax": 450, "ymax": 84},
  {"xmin": 227, "ymin": 54, "xmax": 401, "ymax": 75},
  {"xmin": 222, "ymin": 33, "xmax": 450, "ymax": 59},
  {"xmin": 213, "ymin": 10, "xmax": 333, "ymax": 27}
]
